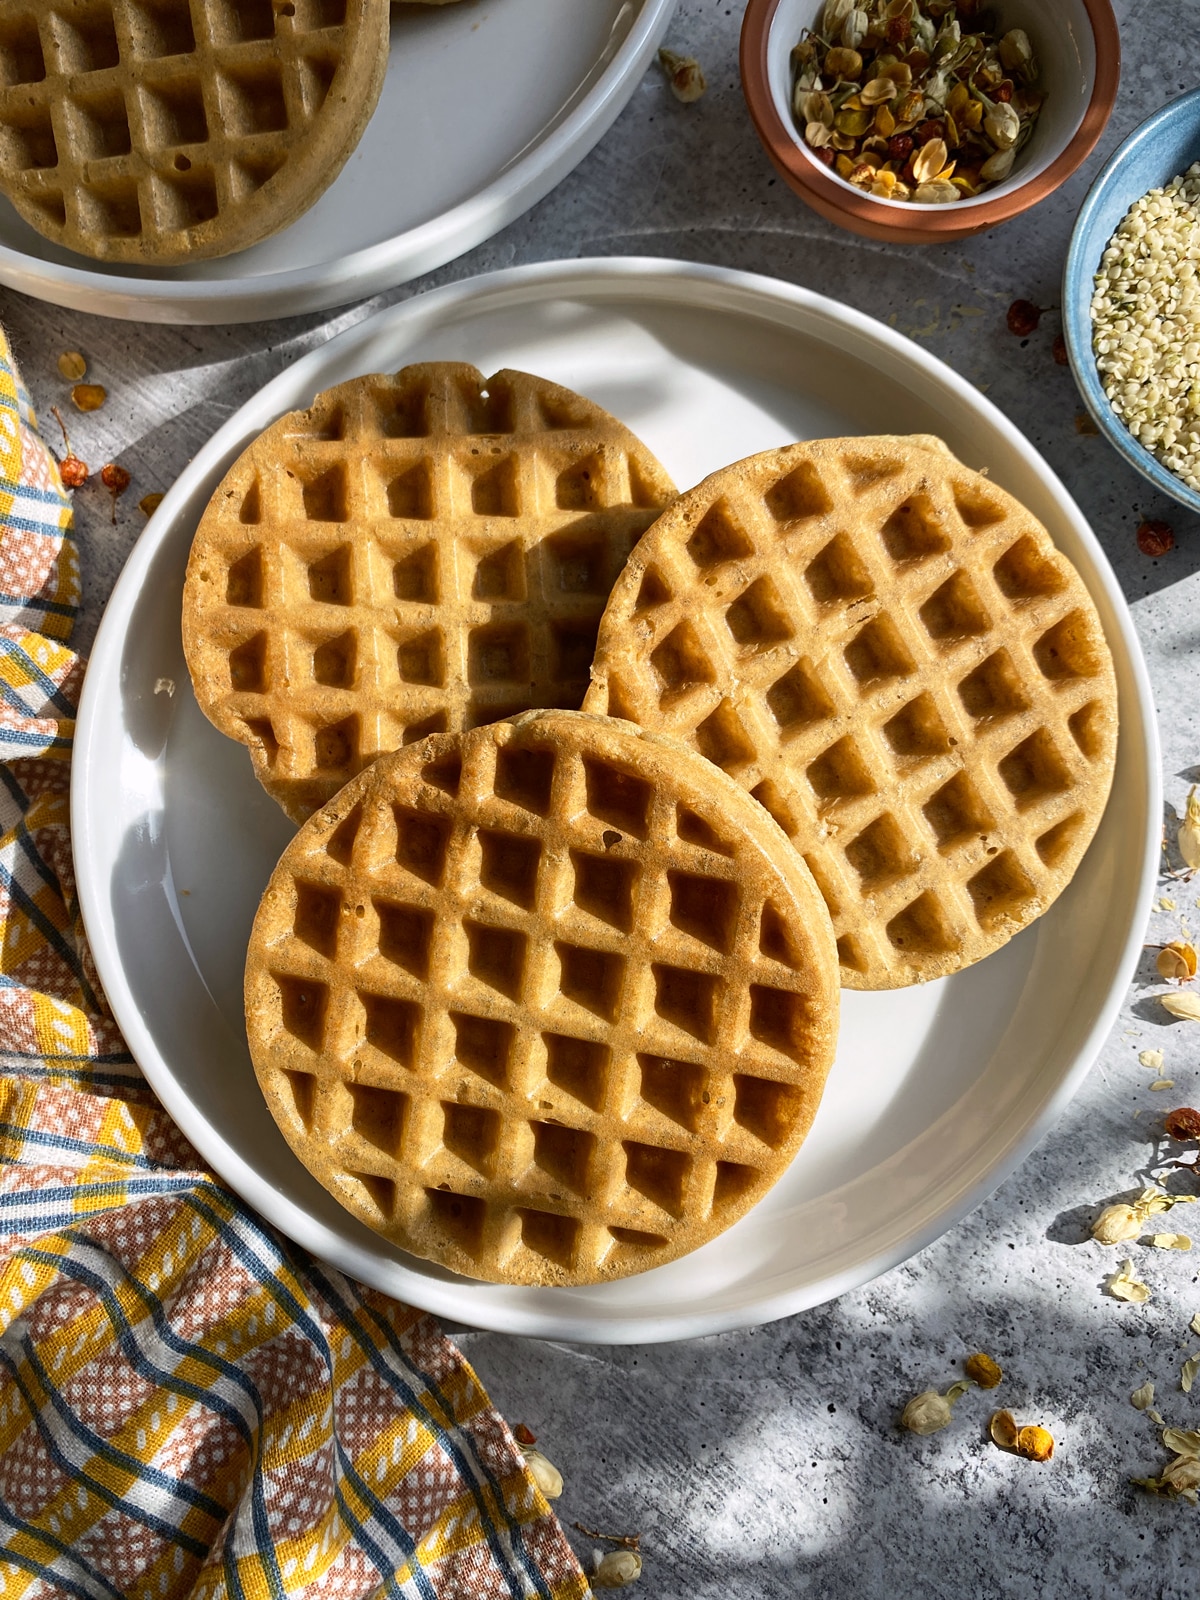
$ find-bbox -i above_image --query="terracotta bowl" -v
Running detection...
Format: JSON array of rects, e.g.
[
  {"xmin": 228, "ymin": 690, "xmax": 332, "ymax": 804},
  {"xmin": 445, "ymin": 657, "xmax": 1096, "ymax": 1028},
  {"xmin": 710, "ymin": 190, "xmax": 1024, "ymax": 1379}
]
[{"xmin": 740, "ymin": 0, "xmax": 1121, "ymax": 244}]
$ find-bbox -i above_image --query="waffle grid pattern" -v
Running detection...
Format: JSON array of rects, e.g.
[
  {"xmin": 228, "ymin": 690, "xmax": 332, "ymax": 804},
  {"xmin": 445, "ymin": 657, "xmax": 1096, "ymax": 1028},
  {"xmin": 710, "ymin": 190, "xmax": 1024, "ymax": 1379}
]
[
  {"xmin": 584, "ymin": 438, "xmax": 1118, "ymax": 989},
  {"xmin": 184, "ymin": 364, "xmax": 676, "ymax": 822},
  {"xmin": 246, "ymin": 713, "xmax": 839, "ymax": 1286},
  {"xmin": 0, "ymin": 0, "xmax": 386, "ymax": 262}
]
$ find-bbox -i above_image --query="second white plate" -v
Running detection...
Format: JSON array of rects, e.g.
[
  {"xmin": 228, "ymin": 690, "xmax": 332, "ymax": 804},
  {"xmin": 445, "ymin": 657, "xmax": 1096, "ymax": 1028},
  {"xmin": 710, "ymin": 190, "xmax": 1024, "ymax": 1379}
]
[
  {"xmin": 0, "ymin": 1, "xmax": 675, "ymax": 324},
  {"xmin": 73, "ymin": 259, "xmax": 1159, "ymax": 1341}
]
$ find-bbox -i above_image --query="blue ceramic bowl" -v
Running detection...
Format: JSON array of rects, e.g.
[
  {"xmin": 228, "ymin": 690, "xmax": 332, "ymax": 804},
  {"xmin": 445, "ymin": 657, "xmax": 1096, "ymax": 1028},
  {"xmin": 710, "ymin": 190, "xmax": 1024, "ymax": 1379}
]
[{"xmin": 1063, "ymin": 86, "xmax": 1200, "ymax": 515}]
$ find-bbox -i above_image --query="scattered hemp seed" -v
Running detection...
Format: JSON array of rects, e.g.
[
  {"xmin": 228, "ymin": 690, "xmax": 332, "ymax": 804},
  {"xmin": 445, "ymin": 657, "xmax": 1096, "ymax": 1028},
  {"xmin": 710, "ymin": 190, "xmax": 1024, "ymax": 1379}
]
[
  {"xmin": 1162, "ymin": 991, "xmax": 1200, "ymax": 1022},
  {"xmin": 1108, "ymin": 1259, "xmax": 1152, "ymax": 1304},
  {"xmin": 520, "ymin": 1448, "xmax": 563, "ymax": 1500},
  {"xmin": 963, "ymin": 1352, "xmax": 1002, "ymax": 1389},
  {"xmin": 100, "ymin": 462, "xmax": 131, "ymax": 524},
  {"xmin": 1052, "ymin": 333, "xmax": 1068, "ymax": 365},
  {"xmin": 1181, "ymin": 1354, "xmax": 1200, "ymax": 1394},
  {"xmin": 1179, "ymin": 788, "xmax": 1200, "ymax": 873},
  {"xmin": 70, "ymin": 383, "xmax": 107, "ymax": 413},
  {"xmin": 1006, "ymin": 299, "xmax": 1041, "ymax": 336},
  {"xmin": 1074, "ymin": 412, "xmax": 1100, "ymax": 435},
  {"xmin": 658, "ymin": 48, "xmax": 707, "ymax": 103},
  {"xmin": 1137, "ymin": 519, "xmax": 1176, "ymax": 557},
  {"xmin": 1131, "ymin": 1381, "xmax": 1156, "ymax": 1411},
  {"xmin": 592, "ymin": 1550, "xmax": 643, "ymax": 1589},
  {"xmin": 1164, "ymin": 1107, "xmax": 1200, "ymax": 1140},
  {"xmin": 1157, "ymin": 941, "xmax": 1198, "ymax": 982},
  {"xmin": 57, "ymin": 350, "xmax": 87, "ymax": 382},
  {"xmin": 1140, "ymin": 1048, "xmax": 1166, "ymax": 1072},
  {"xmin": 138, "ymin": 492, "xmax": 165, "ymax": 517}
]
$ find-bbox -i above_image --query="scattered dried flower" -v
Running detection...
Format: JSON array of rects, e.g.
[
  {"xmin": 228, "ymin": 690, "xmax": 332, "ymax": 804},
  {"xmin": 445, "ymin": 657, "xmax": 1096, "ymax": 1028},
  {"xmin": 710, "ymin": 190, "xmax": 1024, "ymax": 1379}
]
[
  {"xmin": 1161, "ymin": 897, "xmax": 1178, "ymax": 910},
  {"xmin": 57, "ymin": 350, "xmax": 87, "ymax": 382},
  {"xmin": 1151, "ymin": 1233, "xmax": 1192, "ymax": 1250},
  {"xmin": 1163, "ymin": 1427, "xmax": 1200, "ymax": 1458},
  {"xmin": 1140, "ymin": 1048, "xmax": 1165, "ymax": 1072},
  {"xmin": 658, "ymin": 48, "xmax": 706, "ymax": 103},
  {"xmin": 1162, "ymin": 991, "xmax": 1200, "ymax": 1022},
  {"xmin": 1165, "ymin": 1107, "xmax": 1200, "ymax": 1140},
  {"xmin": 513, "ymin": 1423, "xmax": 537, "ymax": 1446},
  {"xmin": 900, "ymin": 1381, "xmax": 976, "ymax": 1435},
  {"xmin": 1006, "ymin": 299, "xmax": 1041, "ymax": 335},
  {"xmin": 1108, "ymin": 1259, "xmax": 1152, "ymax": 1303},
  {"xmin": 1074, "ymin": 412, "xmax": 1099, "ymax": 435},
  {"xmin": 1157, "ymin": 941, "xmax": 1198, "ymax": 982},
  {"xmin": 48, "ymin": 405, "xmax": 88, "ymax": 488},
  {"xmin": 139, "ymin": 492, "xmax": 165, "ymax": 517},
  {"xmin": 573, "ymin": 1524, "xmax": 641, "ymax": 1553},
  {"xmin": 989, "ymin": 1409, "xmax": 1019, "ymax": 1450},
  {"xmin": 1151, "ymin": 1079, "xmax": 1177, "ymax": 1092},
  {"xmin": 1131, "ymin": 1381, "xmax": 1155, "ymax": 1411},
  {"xmin": 1092, "ymin": 1204, "xmax": 1144, "ymax": 1245},
  {"xmin": 593, "ymin": 1550, "xmax": 642, "ymax": 1589},
  {"xmin": 1192, "ymin": 1312, "xmax": 1200, "ymax": 1337},
  {"xmin": 1182, "ymin": 1354, "xmax": 1200, "ymax": 1394},
  {"xmin": 1136, "ymin": 518, "xmax": 1175, "ymax": 557},
  {"xmin": 100, "ymin": 462, "xmax": 131, "ymax": 524},
  {"xmin": 1016, "ymin": 1425, "xmax": 1055, "ymax": 1463},
  {"xmin": 964, "ymin": 1352, "xmax": 1002, "ymax": 1389},
  {"xmin": 1179, "ymin": 787, "xmax": 1200, "ymax": 872},
  {"xmin": 520, "ymin": 1448, "xmax": 563, "ymax": 1500},
  {"xmin": 71, "ymin": 383, "xmax": 107, "ymax": 413},
  {"xmin": 1052, "ymin": 333, "xmax": 1068, "ymax": 365}
]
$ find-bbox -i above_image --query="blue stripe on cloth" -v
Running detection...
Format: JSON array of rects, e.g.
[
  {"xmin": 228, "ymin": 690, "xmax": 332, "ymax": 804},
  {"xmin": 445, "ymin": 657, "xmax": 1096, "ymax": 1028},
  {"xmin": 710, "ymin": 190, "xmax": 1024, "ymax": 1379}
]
[
  {"xmin": 0, "ymin": 1496, "xmax": 125, "ymax": 1600},
  {"xmin": 0, "ymin": 764, "xmax": 31, "ymax": 815},
  {"xmin": 0, "ymin": 592, "xmax": 74, "ymax": 620},
  {"xmin": 0, "ymin": 634, "xmax": 76, "ymax": 718},
  {"xmin": 0, "ymin": 1121, "xmax": 157, "ymax": 1170},
  {"xmin": 0, "ymin": 1343, "xmax": 211, "ymax": 1557},
  {"xmin": 309, "ymin": 1261, "xmax": 552, "ymax": 1600},
  {"xmin": 0, "ymin": 853, "xmax": 102, "ymax": 1014},
  {"xmin": 0, "ymin": 725, "xmax": 71, "ymax": 751}
]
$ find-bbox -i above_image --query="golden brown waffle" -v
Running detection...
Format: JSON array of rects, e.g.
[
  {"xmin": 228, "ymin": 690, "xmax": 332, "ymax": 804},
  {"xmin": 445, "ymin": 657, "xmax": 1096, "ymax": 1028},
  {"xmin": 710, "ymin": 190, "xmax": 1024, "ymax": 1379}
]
[
  {"xmin": 583, "ymin": 437, "xmax": 1119, "ymax": 990},
  {"xmin": 183, "ymin": 363, "xmax": 677, "ymax": 824},
  {"xmin": 245, "ymin": 710, "xmax": 840, "ymax": 1286},
  {"xmin": 0, "ymin": 0, "xmax": 390, "ymax": 264}
]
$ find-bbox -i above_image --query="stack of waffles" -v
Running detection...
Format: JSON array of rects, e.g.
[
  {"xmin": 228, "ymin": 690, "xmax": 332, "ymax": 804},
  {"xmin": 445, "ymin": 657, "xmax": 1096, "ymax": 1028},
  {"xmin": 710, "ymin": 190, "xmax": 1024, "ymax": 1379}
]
[{"xmin": 181, "ymin": 362, "xmax": 1118, "ymax": 1286}]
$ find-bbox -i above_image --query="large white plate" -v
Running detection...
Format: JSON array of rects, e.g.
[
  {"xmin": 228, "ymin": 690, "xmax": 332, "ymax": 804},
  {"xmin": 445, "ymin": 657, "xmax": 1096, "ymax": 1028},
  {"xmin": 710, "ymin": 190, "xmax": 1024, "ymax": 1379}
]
[
  {"xmin": 73, "ymin": 260, "xmax": 1159, "ymax": 1342},
  {"xmin": 0, "ymin": 1, "xmax": 674, "ymax": 325}
]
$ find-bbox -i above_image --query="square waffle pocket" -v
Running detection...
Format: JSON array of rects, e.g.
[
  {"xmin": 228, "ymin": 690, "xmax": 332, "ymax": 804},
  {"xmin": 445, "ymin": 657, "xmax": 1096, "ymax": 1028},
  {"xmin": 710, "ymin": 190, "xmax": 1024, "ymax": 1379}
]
[
  {"xmin": 244, "ymin": 710, "xmax": 840, "ymax": 1286},
  {"xmin": 183, "ymin": 363, "xmax": 677, "ymax": 822},
  {"xmin": 583, "ymin": 436, "xmax": 1119, "ymax": 990}
]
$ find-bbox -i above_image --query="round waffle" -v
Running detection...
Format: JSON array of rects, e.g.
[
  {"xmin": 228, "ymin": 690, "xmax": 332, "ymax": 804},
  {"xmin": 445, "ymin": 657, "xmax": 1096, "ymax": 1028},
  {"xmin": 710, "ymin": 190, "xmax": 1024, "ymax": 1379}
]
[
  {"xmin": 583, "ymin": 436, "xmax": 1119, "ymax": 990},
  {"xmin": 0, "ymin": 0, "xmax": 390, "ymax": 264},
  {"xmin": 245, "ymin": 710, "xmax": 840, "ymax": 1286},
  {"xmin": 183, "ymin": 362, "xmax": 677, "ymax": 824}
]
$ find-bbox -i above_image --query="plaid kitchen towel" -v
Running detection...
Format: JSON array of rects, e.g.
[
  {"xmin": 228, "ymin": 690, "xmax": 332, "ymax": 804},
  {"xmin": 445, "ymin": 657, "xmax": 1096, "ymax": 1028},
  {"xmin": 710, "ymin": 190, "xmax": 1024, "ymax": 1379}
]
[{"xmin": 0, "ymin": 334, "xmax": 590, "ymax": 1600}]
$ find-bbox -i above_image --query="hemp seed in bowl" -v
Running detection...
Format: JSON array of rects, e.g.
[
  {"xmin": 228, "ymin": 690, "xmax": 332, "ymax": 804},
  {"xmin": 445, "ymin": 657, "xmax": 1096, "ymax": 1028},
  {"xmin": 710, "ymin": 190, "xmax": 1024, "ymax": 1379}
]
[{"xmin": 1091, "ymin": 164, "xmax": 1200, "ymax": 492}]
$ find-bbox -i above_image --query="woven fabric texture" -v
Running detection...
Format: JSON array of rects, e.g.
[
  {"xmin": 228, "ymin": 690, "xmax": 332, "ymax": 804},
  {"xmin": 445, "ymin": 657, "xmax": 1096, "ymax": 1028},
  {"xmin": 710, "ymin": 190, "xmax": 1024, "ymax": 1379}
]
[{"xmin": 0, "ymin": 334, "xmax": 588, "ymax": 1600}]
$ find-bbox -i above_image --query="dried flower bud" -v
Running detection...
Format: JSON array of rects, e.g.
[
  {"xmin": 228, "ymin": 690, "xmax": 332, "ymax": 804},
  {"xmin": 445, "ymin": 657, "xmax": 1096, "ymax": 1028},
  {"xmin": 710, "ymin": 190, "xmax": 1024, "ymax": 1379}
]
[
  {"xmin": 521, "ymin": 1448, "xmax": 563, "ymax": 1500},
  {"xmin": 984, "ymin": 101, "xmax": 1021, "ymax": 149},
  {"xmin": 57, "ymin": 351, "xmax": 87, "ymax": 382},
  {"xmin": 71, "ymin": 383, "xmax": 107, "ymax": 413},
  {"xmin": 1157, "ymin": 941, "xmax": 1198, "ymax": 982},
  {"xmin": 900, "ymin": 1389, "xmax": 954, "ymax": 1434},
  {"xmin": 963, "ymin": 1352, "xmax": 1002, "ymax": 1389},
  {"xmin": 1161, "ymin": 1454, "xmax": 1200, "ymax": 1495},
  {"xmin": 1137, "ymin": 519, "xmax": 1175, "ymax": 557},
  {"xmin": 913, "ymin": 179, "xmax": 959, "ymax": 203},
  {"xmin": 911, "ymin": 137, "xmax": 948, "ymax": 184},
  {"xmin": 658, "ymin": 49, "xmax": 706, "ymax": 104},
  {"xmin": 1092, "ymin": 1203, "xmax": 1143, "ymax": 1245},
  {"xmin": 980, "ymin": 146, "xmax": 1016, "ymax": 182},
  {"xmin": 1016, "ymin": 1425, "xmax": 1054, "ymax": 1463},
  {"xmin": 1179, "ymin": 786, "xmax": 1200, "ymax": 871},
  {"xmin": 861, "ymin": 75, "xmax": 898, "ymax": 105},
  {"xmin": 989, "ymin": 1409, "xmax": 1019, "ymax": 1450},
  {"xmin": 841, "ymin": 8, "xmax": 869, "ymax": 50},
  {"xmin": 824, "ymin": 46, "xmax": 863, "ymax": 79},
  {"xmin": 822, "ymin": 0, "xmax": 853, "ymax": 35},
  {"xmin": 1165, "ymin": 1107, "xmax": 1200, "ymax": 1141},
  {"xmin": 1162, "ymin": 991, "xmax": 1200, "ymax": 1022},
  {"xmin": 593, "ymin": 1550, "xmax": 642, "ymax": 1589},
  {"xmin": 1006, "ymin": 299, "xmax": 1041, "ymax": 335},
  {"xmin": 998, "ymin": 28, "xmax": 1033, "ymax": 70}
]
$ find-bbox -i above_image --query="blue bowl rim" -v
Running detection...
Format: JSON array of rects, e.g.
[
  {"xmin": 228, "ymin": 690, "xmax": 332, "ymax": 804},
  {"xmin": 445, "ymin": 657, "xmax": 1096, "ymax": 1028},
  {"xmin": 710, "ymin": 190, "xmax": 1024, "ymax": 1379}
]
[{"xmin": 1063, "ymin": 85, "xmax": 1200, "ymax": 516}]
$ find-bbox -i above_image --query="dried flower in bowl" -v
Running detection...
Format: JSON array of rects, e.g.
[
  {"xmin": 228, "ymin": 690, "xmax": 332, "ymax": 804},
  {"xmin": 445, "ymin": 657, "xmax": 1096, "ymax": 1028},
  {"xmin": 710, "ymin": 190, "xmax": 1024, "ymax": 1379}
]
[{"xmin": 790, "ymin": 0, "xmax": 1045, "ymax": 206}]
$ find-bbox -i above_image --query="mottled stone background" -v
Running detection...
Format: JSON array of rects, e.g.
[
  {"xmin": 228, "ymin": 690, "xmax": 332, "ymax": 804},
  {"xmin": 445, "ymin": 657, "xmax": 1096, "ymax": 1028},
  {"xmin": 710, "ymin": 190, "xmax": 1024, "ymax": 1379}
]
[{"xmin": 4, "ymin": 0, "xmax": 1197, "ymax": 1593}]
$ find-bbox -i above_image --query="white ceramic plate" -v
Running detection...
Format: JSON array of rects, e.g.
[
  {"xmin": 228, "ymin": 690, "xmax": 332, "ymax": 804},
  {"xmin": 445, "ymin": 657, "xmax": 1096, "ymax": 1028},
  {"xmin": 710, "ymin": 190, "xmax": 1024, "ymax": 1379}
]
[
  {"xmin": 73, "ymin": 259, "xmax": 1159, "ymax": 1342},
  {"xmin": 0, "ymin": 1, "xmax": 675, "ymax": 325}
]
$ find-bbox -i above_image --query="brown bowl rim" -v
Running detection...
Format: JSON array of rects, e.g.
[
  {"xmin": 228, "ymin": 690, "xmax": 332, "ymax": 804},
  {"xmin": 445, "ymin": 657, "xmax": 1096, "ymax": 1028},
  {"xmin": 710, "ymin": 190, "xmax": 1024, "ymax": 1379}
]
[{"xmin": 739, "ymin": 0, "xmax": 1121, "ymax": 241}]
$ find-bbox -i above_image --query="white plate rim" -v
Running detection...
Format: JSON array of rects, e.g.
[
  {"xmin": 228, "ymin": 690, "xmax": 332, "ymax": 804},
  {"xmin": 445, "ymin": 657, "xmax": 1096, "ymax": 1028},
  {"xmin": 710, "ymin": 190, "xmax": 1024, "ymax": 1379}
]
[
  {"xmin": 72, "ymin": 257, "xmax": 1161, "ymax": 1342},
  {"xmin": 0, "ymin": 1, "xmax": 676, "ymax": 326}
]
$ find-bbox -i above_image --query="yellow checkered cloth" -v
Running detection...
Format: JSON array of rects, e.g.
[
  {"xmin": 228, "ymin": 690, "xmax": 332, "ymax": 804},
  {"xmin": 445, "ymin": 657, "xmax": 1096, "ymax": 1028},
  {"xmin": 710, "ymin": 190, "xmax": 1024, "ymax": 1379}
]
[{"xmin": 0, "ymin": 336, "xmax": 590, "ymax": 1600}]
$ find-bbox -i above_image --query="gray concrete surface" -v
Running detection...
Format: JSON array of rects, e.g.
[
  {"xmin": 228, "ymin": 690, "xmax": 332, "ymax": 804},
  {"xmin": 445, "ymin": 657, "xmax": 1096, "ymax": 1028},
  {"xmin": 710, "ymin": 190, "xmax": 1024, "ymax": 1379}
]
[{"xmin": 4, "ymin": 0, "xmax": 1198, "ymax": 1593}]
